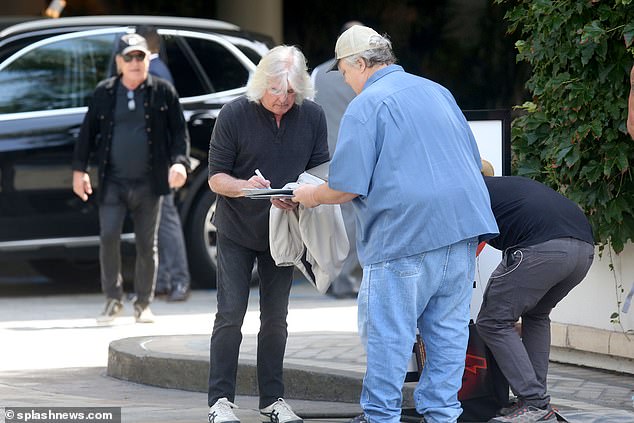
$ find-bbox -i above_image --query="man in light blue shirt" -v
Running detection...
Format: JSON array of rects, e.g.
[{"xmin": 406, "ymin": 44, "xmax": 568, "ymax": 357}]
[{"xmin": 293, "ymin": 25, "xmax": 498, "ymax": 423}]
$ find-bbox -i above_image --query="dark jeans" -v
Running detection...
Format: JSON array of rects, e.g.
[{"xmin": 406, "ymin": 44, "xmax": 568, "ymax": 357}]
[
  {"xmin": 99, "ymin": 178, "xmax": 160, "ymax": 307},
  {"xmin": 476, "ymin": 237, "xmax": 594, "ymax": 408},
  {"xmin": 156, "ymin": 192, "xmax": 190, "ymax": 291},
  {"xmin": 208, "ymin": 232, "xmax": 294, "ymax": 409}
]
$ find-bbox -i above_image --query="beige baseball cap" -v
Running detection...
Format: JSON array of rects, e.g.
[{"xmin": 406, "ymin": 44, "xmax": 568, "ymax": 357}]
[
  {"xmin": 334, "ymin": 25, "xmax": 380, "ymax": 60},
  {"xmin": 481, "ymin": 159, "xmax": 495, "ymax": 177}
]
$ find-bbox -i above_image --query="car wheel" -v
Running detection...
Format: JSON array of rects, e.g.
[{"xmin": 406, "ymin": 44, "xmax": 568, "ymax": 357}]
[
  {"xmin": 185, "ymin": 190, "xmax": 218, "ymax": 289},
  {"xmin": 184, "ymin": 190, "xmax": 260, "ymax": 289}
]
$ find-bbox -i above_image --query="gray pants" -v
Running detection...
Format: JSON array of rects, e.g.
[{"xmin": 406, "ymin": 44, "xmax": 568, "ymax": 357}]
[
  {"xmin": 99, "ymin": 178, "xmax": 160, "ymax": 307},
  {"xmin": 476, "ymin": 237, "xmax": 594, "ymax": 408},
  {"xmin": 328, "ymin": 201, "xmax": 361, "ymax": 297}
]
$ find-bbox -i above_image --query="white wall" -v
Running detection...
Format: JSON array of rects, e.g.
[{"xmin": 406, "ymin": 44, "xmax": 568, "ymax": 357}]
[
  {"xmin": 551, "ymin": 242, "xmax": 634, "ymax": 332},
  {"xmin": 467, "ymin": 118, "xmax": 634, "ymax": 335},
  {"xmin": 471, "ymin": 242, "xmax": 634, "ymax": 333}
]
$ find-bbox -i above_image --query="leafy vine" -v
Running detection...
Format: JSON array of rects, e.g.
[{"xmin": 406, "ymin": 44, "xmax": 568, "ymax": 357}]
[{"xmin": 496, "ymin": 0, "xmax": 634, "ymax": 324}]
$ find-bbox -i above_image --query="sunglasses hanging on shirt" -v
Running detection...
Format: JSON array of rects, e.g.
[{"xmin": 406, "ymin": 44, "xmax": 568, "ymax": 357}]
[{"xmin": 127, "ymin": 90, "xmax": 135, "ymax": 111}]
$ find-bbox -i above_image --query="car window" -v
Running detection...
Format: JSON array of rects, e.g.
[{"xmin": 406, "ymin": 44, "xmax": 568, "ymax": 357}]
[
  {"xmin": 235, "ymin": 45, "xmax": 263, "ymax": 66},
  {"xmin": 162, "ymin": 34, "xmax": 207, "ymax": 98},
  {"xmin": 185, "ymin": 36, "xmax": 249, "ymax": 93},
  {"xmin": 0, "ymin": 32, "xmax": 116, "ymax": 113}
]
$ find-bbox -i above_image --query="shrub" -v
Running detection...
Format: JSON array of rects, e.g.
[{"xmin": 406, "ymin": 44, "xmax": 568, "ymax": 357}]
[{"xmin": 498, "ymin": 0, "xmax": 634, "ymax": 253}]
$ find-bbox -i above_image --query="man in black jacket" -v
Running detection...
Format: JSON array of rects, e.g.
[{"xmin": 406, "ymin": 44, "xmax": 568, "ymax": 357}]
[
  {"xmin": 72, "ymin": 33, "xmax": 190, "ymax": 325},
  {"xmin": 476, "ymin": 161, "xmax": 594, "ymax": 423}
]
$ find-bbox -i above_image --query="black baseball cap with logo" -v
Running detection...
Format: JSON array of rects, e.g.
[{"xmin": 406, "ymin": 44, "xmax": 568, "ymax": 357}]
[{"xmin": 116, "ymin": 33, "xmax": 150, "ymax": 56}]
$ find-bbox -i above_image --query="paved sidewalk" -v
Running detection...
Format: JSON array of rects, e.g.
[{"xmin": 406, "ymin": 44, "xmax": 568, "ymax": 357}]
[
  {"xmin": 1, "ymin": 280, "xmax": 633, "ymax": 422},
  {"xmin": 108, "ymin": 285, "xmax": 634, "ymax": 422},
  {"xmin": 109, "ymin": 332, "xmax": 634, "ymax": 422}
]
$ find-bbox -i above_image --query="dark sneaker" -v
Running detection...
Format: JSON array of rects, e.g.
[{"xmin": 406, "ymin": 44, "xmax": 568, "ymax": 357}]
[
  {"xmin": 134, "ymin": 304, "xmax": 155, "ymax": 323},
  {"xmin": 489, "ymin": 405, "xmax": 557, "ymax": 422},
  {"xmin": 260, "ymin": 398, "xmax": 302, "ymax": 423},
  {"xmin": 96, "ymin": 299, "xmax": 123, "ymax": 324},
  {"xmin": 167, "ymin": 284, "xmax": 190, "ymax": 302},
  {"xmin": 498, "ymin": 399, "xmax": 524, "ymax": 416},
  {"xmin": 208, "ymin": 397, "xmax": 240, "ymax": 423},
  {"xmin": 154, "ymin": 284, "xmax": 170, "ymax": 297}
]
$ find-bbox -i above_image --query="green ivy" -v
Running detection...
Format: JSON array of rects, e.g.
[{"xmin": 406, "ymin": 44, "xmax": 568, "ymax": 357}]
[{"xmin": 497, "ymin": 0, "xmax": 634, "ymax": 253}]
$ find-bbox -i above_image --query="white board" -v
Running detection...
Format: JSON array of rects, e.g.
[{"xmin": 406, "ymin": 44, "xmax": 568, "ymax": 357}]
[{"xmin": 467, "ymin": 114, "xmax": 510, "ymax": 319}]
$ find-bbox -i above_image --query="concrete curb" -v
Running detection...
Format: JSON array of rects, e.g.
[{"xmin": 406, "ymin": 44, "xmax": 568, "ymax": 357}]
[
  {"xmin": 107, "ymin": 335, "xmax": 372, "ymax": 404},
  {"xmin": 107, "ymin": 336, "xmax": 210, "ymax": 392}
]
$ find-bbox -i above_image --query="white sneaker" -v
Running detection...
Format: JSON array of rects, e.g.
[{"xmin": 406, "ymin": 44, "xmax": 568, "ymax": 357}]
[
  {"xmin": 260, "ymin": 398, "xmax": 302, "ymax": 423},
  {"xmin": 134, "ymin": 304, "xmax": 155, "ymax": 323},
  {"xmin": 96, "ymin": 299, "xmax": 123, "ymax": 324},
  {"xmin": 208, "ymin": 398, "xmax": 240, "ymax": 423}
]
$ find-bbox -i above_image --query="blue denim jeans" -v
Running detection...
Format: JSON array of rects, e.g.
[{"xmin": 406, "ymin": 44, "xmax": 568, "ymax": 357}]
[
  {"xmin": 208, "ymin": 232, "xmax": 294, "ymax": 410},
  {"xmin": 156, "ymin": 191, "xmax": 190, "ymax": 291},
  {"xmin": 357, "ymin": 238, "xmax": 477, "ymax": 423}
]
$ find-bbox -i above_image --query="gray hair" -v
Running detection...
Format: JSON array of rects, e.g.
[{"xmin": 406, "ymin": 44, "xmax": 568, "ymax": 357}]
[
  {"xmin": 341, "ymin": 34, "xmax": 396, "ymax": 68},
  {"xmin": 246, "ymin": 45, "xmax": 314, "ymax": 104}
]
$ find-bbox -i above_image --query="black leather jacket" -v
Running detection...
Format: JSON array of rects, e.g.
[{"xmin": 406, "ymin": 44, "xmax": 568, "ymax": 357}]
[{"xmin": 72, "ymin": 74, "xmax": 190, "ymax": 198}]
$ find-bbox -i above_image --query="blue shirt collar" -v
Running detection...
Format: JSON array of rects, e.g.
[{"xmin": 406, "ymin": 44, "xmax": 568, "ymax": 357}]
[{"xmin": 363, "ymin": 64, "xmax": 404, "ymax": 91}]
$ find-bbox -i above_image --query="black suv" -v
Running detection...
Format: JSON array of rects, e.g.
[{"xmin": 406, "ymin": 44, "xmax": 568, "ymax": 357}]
[{"xmin": 0, "ymin": 16, "xmax": 272, "ymax": 288}]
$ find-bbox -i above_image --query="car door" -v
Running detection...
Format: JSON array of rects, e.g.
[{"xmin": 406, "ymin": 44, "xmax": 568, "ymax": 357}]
[
  {"xmin": 155, "ymin": 29, "xmax": 260, "ymax": 287},
  {"xmin": 0, "ymin": 29, "xmax": 122, "ymax": 248},
  {"xmin": 159, "ymin": 29, "xmax": 256, "ymax": 157}
]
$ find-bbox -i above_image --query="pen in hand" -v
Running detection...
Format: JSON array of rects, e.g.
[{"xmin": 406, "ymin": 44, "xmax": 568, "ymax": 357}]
[{"xmin": 254, "ymin": 169, "xmax": 271, "ymax": 189}]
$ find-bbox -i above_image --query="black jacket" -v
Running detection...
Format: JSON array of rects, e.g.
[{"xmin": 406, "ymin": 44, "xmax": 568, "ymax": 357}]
[{"xmin": 72, "ymin": 74, "xmax": 190, "ymax": 198}]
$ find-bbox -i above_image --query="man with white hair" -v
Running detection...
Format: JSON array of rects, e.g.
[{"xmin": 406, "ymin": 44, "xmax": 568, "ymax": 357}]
[
  {"xmin": 206, "ymin": 45, "xmax": 329, "ymax": 423},
  {"xmin": 293, "ymin": 26, "xmax": 498, "ymax": 423}
]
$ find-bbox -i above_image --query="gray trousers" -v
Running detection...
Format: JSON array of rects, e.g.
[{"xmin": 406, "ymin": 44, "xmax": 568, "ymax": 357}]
[
  {"xmin": 476, "ymin": 237, "xmax": 594, "ymax": 408},
  {"xmin": 329, "ymin": 201, "xmax": 361, "ymax": 296},
  {"xmin": 99, "ymin": 178, "xmax": 160, "ymax": 307}
]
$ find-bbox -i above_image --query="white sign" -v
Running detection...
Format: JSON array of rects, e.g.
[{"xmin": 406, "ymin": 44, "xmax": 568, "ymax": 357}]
[{"xmin": 467, "ymin": 112, "xmax": 510, "ymax": 319}]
